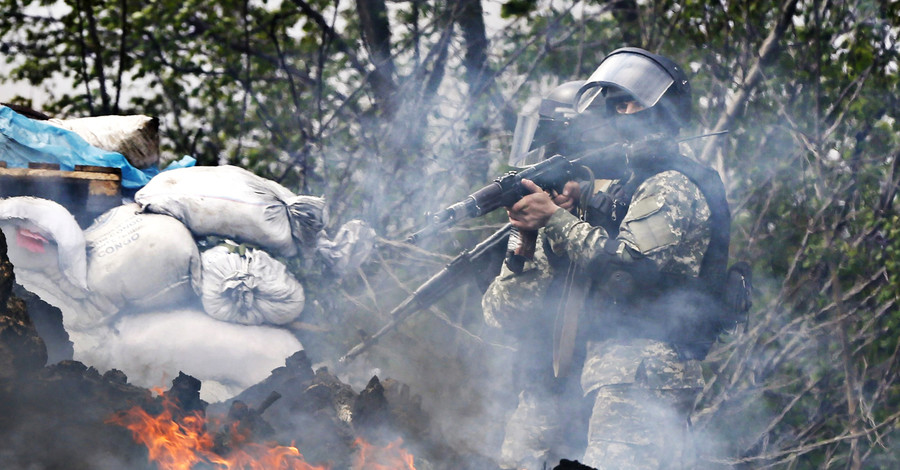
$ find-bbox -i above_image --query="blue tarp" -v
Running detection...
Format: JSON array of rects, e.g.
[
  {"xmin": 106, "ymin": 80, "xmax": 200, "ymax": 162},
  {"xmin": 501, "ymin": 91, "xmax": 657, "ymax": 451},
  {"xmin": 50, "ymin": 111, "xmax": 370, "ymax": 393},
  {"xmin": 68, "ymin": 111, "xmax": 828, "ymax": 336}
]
[{"xmin": 0, "ymin": 105, "xmax": 194, "ymax": 188}]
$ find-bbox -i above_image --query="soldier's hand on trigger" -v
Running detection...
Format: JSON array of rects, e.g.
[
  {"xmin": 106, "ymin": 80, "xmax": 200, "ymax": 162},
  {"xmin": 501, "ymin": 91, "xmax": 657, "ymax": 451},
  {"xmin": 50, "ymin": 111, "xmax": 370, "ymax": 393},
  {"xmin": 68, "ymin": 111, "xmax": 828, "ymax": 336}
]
[
  {"xmin": 551, "ymin": 181, "xmax": 581, "ymax": 211},
  {"xmin": 507, "ymin": 179, "xmax": 562, "ymax": 231}
]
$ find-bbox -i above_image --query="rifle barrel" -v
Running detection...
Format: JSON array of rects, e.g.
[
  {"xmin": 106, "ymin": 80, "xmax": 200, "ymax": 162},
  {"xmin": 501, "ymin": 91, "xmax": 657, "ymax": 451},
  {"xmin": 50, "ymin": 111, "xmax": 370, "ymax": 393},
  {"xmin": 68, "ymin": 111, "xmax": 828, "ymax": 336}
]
[{"xmin": 339, "ymin": 224, "xmax": 512, "ymax": 363}]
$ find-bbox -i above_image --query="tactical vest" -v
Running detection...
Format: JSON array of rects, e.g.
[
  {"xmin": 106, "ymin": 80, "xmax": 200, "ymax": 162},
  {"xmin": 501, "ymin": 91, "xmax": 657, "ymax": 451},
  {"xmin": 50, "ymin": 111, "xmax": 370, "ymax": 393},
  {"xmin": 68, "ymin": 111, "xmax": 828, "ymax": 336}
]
[{"xmin": 582, "ymin": 152, "xmax": 742, "ymax": 360}]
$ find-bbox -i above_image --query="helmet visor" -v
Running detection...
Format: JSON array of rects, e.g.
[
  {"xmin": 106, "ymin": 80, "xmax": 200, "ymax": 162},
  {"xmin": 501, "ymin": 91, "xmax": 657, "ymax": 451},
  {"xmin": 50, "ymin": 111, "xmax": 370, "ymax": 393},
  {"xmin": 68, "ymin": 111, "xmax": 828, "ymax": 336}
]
[{"xmin": 576, "ymin": 53, "xmax": 674, "ymax": 113}]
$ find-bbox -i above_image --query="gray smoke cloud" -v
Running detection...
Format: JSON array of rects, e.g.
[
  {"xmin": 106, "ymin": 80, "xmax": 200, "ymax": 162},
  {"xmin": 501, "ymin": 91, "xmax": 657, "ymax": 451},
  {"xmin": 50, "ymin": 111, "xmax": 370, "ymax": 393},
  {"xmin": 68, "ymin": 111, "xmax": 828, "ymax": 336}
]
[{"xmin": 7, "ymin": 3, "xmax": 880, "ymax": 466}]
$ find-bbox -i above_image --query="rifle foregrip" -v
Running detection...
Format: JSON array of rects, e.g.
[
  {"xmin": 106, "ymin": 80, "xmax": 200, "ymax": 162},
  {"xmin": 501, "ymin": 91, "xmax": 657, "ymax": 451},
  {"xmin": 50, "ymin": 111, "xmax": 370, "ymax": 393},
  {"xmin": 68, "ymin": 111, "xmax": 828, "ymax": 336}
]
[
  {"xmin": 408, "ymin": 156, "xmax": 572, "ymax": 244},
  {"xmin": 468, "ymin": 181, "xmax": 510, "ymax": 216}
]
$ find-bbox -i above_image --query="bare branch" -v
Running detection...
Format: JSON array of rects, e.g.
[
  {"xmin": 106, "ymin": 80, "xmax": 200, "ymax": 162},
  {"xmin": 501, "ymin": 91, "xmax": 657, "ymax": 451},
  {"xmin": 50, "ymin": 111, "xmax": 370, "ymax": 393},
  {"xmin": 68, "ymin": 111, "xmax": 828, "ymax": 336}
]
[{"xmin": 700, "ymin": 0, "xmax": 801, "ymax": 166}]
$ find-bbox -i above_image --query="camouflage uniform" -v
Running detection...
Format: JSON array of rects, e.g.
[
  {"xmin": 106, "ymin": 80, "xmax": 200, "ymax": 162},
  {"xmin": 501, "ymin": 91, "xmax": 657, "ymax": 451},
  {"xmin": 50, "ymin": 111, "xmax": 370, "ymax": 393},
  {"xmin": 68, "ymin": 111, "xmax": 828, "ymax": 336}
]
[{"xmin": 483, "ymin": 169, "xmax": 711, "ymax": 470}]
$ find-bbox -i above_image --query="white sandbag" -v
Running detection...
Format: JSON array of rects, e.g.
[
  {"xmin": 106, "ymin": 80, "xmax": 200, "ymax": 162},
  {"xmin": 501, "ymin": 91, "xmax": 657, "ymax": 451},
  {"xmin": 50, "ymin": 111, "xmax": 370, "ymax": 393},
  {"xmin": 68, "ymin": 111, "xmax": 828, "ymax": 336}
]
[
  {"xmin": 200, "ymin": 244, "xmax": 305, "ymax": 326},
  {"xmin": 84, "ymin": 203, "xmax": 201, "ymax": 311},
  {"xmin": 75, "ymin": 309, "xmax": 303, "ymax": 402},
  {"xmin": 316, "ymin": 219, "xmax": 377, "ymax": 278},
  {"xmin": 134, "ymin": 165, "xmax": 328, "ymax": 257},
  {"xmin": 0, "ymin": 197, "xmax": 87, "ymax": 289},
  {"xmin": 12, "ymin": 266, "xmax": 117, "ymax": 332},
  {"xmin": 0, "ymin": 197, "xmax": 116, "ymax": 331},
  {"xmin": 47, "ymin": 114, "xmax": 160, "ymax": 169}
]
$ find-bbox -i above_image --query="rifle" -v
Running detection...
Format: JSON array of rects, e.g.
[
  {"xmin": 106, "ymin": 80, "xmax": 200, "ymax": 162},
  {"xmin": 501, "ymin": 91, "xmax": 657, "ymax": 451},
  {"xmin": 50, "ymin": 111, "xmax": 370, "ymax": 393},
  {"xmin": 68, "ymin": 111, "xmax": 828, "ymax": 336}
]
[
  {"xmin": 405, "ymin": 132, "xmax": 729, "ymax": 245},
  {"xmin": 405, "ymin": 144, "xmax": 628, "ymax": 244},
  {"xmin": 339, "ymin": 223, "xmax": 512, "ymax": 363}
]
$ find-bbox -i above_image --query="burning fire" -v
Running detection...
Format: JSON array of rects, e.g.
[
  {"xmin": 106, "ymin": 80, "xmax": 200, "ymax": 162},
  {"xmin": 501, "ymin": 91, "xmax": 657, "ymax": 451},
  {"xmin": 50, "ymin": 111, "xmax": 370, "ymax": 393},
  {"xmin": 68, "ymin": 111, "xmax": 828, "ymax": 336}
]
[
  {"xmin": 108, "ymin": 391, "xmax": 416, "ymax": 469},
  {"xmin": 107, "ymin": 393, "xmax": 328, "ymax": 470},
  {"xmin": 353, "ymin": 438, "xmax": 416, "ymax": 470}
]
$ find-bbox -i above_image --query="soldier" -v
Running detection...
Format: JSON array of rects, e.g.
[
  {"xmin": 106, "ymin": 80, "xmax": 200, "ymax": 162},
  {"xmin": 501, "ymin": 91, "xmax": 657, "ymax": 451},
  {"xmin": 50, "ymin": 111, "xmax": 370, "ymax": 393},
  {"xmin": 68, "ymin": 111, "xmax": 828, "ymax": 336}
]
[{"xmin": 483, "ymin": 48, "xmax": 733, "ymax": 469}]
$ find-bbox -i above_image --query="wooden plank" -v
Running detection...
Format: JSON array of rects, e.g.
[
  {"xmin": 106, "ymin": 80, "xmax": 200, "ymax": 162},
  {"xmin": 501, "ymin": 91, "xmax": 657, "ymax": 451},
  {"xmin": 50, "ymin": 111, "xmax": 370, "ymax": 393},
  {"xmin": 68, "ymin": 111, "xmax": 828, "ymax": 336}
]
[
  {"xmin": 27, "ymin": 162, "xmax": 61, "ymax": 170},
  {"xmin": 74, "ymin": 165, "xmax": 122, "ymax": 176},
  {"xmin": 0, "ymin": 164, "xmax": 123, "ymax": 227},
  {"xmin": 0, "ymin": 166, "xmax": 122, "ymax": 182},
  {"xmin": 87, "ymin": 179, "xmax": 120, "ymax": 197}
]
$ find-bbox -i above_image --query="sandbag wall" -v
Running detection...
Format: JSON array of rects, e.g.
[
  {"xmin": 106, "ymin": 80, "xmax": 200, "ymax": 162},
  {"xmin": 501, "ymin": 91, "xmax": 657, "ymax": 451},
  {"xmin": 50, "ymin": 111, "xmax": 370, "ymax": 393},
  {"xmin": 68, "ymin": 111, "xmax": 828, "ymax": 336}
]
[{"xmin": 0, "ymin": 166, "xmax": 375, "ymax": 401}]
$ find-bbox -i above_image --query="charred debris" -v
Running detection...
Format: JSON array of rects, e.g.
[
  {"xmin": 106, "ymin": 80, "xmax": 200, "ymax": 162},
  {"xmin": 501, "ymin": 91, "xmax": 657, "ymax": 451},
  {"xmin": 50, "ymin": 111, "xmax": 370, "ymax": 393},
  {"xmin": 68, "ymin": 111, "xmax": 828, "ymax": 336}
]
[{"xmin": 0, "ymin": 236, "xmax": 501, "ymax": 468}]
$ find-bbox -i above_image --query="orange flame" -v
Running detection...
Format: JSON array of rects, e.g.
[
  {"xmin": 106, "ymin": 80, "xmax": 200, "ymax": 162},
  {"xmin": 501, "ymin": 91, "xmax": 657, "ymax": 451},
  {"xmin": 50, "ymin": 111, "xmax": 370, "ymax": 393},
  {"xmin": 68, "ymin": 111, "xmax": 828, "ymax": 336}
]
[
  {"xmin": 352, "ymin": 437, "xmax": 416, "ymax": 470},
  {"xmin": 106, "ymin": 394, "xmax": 329, "ymax": 470}
]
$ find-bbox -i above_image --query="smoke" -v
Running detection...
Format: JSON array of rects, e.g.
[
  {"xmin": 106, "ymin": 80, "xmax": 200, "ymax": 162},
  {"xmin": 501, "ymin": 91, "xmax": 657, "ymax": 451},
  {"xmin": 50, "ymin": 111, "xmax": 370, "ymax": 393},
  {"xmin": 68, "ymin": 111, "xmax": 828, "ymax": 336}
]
[
  {"xmin": 0, "ymin": 81, "xmax": 777, "ymax": 470},
  {"xmin": 77, "ymin": 309, "xmax": 304, "ymax": 403},
  {"xmin": 6, "ymin": 2, "xmax": 895, "ymax": 468}
]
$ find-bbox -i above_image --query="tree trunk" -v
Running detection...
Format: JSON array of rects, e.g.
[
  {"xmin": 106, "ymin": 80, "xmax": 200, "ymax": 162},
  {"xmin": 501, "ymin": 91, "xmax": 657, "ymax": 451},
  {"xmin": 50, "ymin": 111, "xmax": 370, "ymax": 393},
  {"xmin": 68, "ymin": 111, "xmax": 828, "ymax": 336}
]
[
  {"xmin": 458, "ymin": 0, "xmax": 489, "ymax": 98},
  {"xmin": 356, "ymin": 0, "xmax": 398, "ymax": 117},
  {"xmin": 456, "ymin": 0, "xmax": 493, "ymax": 178}
]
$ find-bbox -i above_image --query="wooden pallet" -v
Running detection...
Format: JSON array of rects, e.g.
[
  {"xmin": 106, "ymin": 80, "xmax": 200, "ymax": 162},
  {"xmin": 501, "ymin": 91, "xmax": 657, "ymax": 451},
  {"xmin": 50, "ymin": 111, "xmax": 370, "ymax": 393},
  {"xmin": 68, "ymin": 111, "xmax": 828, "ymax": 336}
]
[{"xmin": 0, "ymin": 162, "xmax": 122, "ymax": 227}]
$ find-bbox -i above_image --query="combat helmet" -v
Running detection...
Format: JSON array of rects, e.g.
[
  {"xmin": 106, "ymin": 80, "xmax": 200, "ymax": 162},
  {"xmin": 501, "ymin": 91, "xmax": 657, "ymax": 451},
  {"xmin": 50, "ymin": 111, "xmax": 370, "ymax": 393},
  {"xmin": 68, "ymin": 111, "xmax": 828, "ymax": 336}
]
[{"xmin": 575, "ymin": 47, "xmax": 692, "ymax": 133}]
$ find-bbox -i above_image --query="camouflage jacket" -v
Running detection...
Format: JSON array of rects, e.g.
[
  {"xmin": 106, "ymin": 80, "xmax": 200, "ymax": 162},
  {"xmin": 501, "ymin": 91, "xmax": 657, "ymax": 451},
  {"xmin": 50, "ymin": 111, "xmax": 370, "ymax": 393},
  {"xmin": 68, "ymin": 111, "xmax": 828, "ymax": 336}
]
[
  {"xmin": 483, "ymin": 169, "xmax": 711, "ymax": 328},
  {"xmin": 481, "ymin": 169, "xmax": 711, "ymax": 389},
  {"xmin": 482, "ymin": 171, "xmax": 710, "ymax": 393}
]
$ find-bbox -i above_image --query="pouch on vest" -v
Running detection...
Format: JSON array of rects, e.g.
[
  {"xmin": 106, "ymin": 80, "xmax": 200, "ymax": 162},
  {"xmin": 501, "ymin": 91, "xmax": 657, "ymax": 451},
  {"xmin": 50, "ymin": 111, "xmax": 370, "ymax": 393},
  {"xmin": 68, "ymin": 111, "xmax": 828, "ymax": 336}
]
[{"xmin": 721, "ymin": 261, "xmax": 752, "ymax": 331}]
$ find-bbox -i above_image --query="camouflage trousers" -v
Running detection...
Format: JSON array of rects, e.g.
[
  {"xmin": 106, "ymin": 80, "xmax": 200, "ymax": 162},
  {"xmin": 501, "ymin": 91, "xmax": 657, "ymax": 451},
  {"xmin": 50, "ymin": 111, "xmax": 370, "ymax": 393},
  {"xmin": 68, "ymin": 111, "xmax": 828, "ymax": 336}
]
[
  {"xmin": 498, "ymin": 339, "xmax": 703, "ymax": 470},
  {"xmin": 498, "ymin": 387, "xmax": 589, "ymax": 470},
  {"xmin": 580, "ymin": 339, "xmax": 703, "ymax": 469},
  {"xmin": 581, "ymin": 384, "xmax": 699, "ymax": 469}
]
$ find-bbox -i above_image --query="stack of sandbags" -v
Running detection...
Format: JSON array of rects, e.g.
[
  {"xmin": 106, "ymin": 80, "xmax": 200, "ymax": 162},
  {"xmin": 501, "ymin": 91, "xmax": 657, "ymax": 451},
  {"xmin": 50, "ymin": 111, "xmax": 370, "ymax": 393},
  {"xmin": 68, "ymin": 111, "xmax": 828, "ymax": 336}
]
[
  {"xmin": 0, "ymin": 197, "xmax": 306, "ymax": 402},
  {"xmin": 134, "ymin": 165, "xmax": 328, "ymax": 258},
  {"xmin": 0, "ymin": 164, "xmax": 377, "ymax": 401}
]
